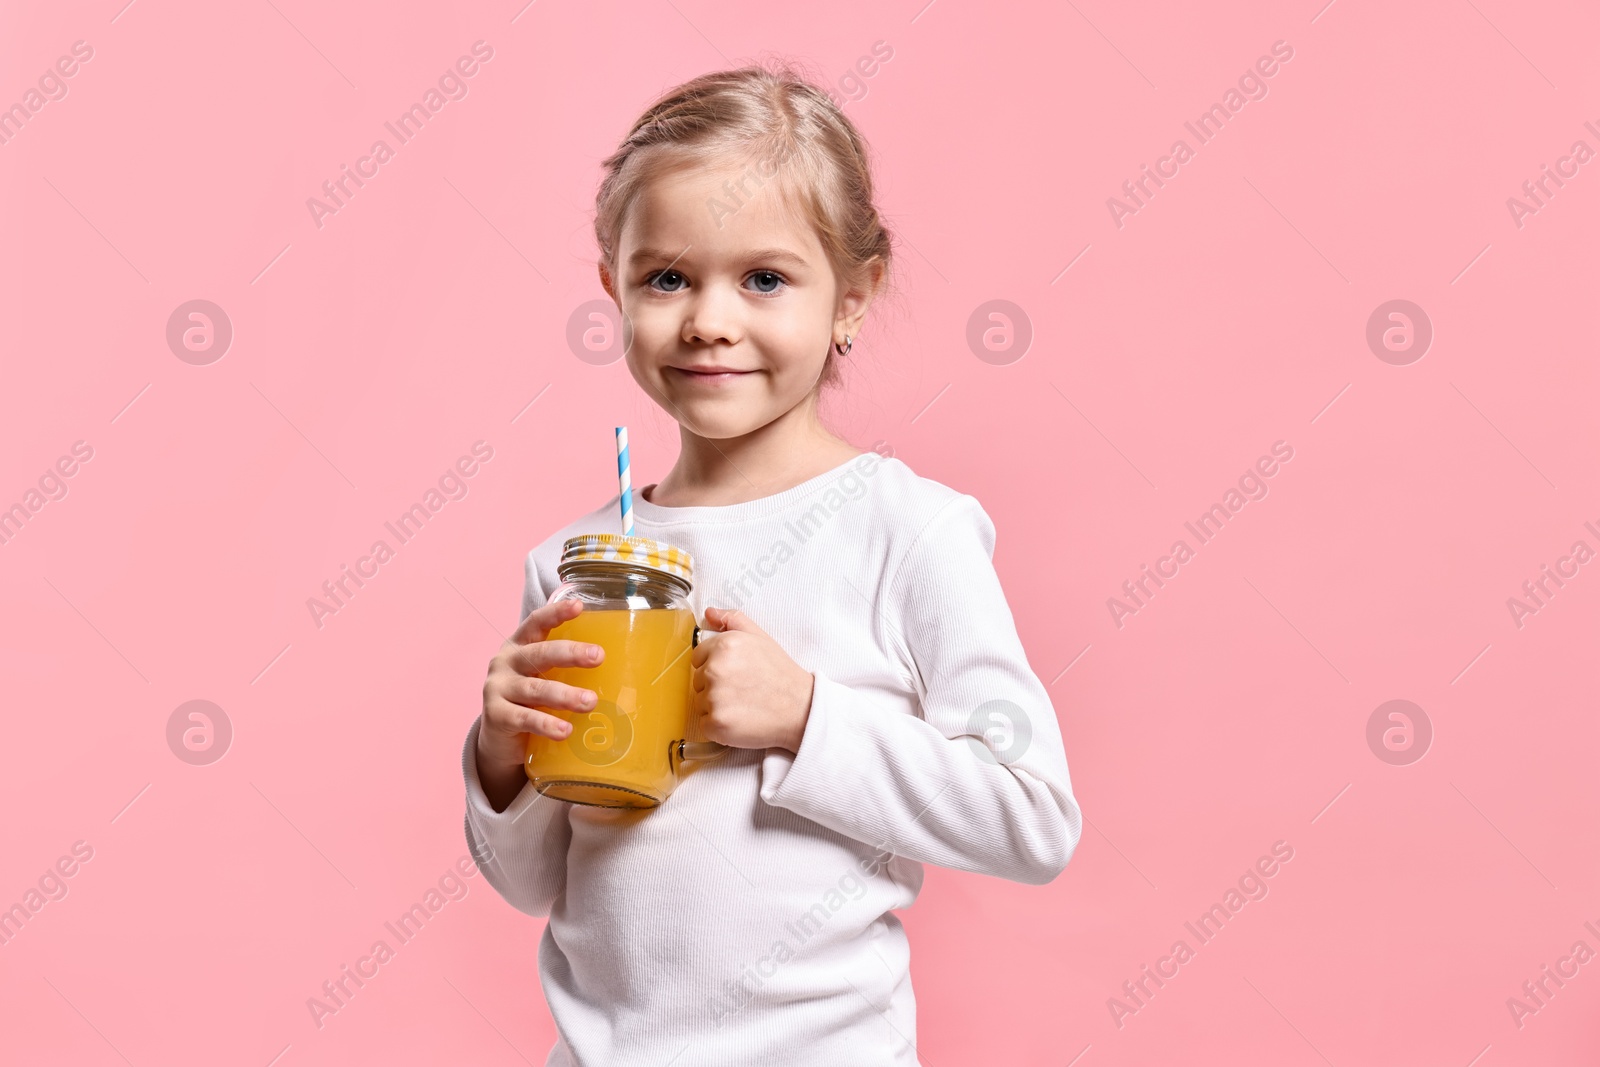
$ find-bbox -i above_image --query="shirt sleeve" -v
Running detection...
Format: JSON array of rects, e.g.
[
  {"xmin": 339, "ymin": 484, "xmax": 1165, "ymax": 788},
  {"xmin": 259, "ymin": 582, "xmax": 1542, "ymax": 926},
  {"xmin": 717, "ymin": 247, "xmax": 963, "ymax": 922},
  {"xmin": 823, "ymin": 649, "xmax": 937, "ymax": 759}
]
[
  {"xmin": 461, "ymin": 549, "xmax": 572, "ymax": 917},
  {"xmin": 758, "ymin": 494, "xmax": 1083, "ymax": 886}
]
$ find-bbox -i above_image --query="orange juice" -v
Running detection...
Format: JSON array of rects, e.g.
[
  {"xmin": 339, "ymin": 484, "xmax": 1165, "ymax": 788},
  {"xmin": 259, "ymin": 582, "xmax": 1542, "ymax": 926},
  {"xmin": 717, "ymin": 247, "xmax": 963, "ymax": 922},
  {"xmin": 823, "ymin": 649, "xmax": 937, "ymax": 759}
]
[{"xmin": 525, "ymin": 607, "xmax": 697, "ymax": 807}]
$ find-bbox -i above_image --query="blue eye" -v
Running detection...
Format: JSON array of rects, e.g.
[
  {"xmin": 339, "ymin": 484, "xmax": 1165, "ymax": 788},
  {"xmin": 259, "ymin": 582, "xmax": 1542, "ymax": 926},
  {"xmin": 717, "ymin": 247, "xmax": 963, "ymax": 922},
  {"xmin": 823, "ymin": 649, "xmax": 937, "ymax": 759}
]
[{"xmin": 645, "ymin": 269, "xmax": 787, "ymax": 295}]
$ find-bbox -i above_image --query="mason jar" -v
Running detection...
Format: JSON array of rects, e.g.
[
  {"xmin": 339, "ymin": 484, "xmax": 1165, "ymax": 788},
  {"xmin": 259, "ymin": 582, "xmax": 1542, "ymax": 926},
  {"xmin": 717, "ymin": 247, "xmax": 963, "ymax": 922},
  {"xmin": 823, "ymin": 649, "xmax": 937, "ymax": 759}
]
[{"xmin": 525, "ymin": 533, "xmax": 726, "ymax": 808}]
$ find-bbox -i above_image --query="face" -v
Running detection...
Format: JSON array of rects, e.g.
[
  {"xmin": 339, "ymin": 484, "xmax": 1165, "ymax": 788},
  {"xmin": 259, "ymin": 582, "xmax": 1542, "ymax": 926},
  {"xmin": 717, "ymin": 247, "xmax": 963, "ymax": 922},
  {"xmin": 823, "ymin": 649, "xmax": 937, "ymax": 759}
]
[{"xmin": 602, "ymin": 161, "xmax": 867, "ymax": 441}]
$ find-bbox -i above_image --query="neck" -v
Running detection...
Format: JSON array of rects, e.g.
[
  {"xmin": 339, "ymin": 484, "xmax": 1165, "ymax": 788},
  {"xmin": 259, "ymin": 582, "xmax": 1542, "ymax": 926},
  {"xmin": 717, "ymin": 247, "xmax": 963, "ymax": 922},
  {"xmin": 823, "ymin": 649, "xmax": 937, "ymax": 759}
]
[{"xmin": 647, "ymin": 398, "xmax": 861, "ymax": 507}]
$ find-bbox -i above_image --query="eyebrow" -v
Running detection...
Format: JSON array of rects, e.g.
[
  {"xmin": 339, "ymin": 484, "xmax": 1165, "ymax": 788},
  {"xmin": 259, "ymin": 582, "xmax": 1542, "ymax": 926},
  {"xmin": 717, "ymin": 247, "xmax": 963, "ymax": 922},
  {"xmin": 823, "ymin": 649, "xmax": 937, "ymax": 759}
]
[{"xmin": 628, "ymin": 246, "xmax": 811, "ymax": 270}]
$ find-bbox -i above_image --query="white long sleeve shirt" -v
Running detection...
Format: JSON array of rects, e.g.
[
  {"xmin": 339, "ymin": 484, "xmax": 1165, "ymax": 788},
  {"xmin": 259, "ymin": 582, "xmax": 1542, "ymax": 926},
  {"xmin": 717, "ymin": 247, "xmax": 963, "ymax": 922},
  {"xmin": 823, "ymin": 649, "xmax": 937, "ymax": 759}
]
[{"xmin": 461, "ymin": 451, "xmax": 1083, "ymax": 1066}]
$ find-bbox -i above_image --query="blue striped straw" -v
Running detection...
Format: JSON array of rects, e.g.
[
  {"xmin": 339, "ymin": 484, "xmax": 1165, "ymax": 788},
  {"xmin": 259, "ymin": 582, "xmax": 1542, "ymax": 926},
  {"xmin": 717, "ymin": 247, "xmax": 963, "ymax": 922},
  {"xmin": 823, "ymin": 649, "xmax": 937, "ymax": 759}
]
[{"xmin": 616, "ymin": 426, "xmax": 633, "ymax": 536}]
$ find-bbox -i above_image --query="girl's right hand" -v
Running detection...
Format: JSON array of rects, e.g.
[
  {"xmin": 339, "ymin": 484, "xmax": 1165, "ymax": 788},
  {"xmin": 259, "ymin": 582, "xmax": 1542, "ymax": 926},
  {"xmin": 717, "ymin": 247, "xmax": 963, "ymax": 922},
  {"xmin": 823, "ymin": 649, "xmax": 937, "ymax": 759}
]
[{"xmin": 478, "ymin": 598, "xmax": 606, "ymax": 775}]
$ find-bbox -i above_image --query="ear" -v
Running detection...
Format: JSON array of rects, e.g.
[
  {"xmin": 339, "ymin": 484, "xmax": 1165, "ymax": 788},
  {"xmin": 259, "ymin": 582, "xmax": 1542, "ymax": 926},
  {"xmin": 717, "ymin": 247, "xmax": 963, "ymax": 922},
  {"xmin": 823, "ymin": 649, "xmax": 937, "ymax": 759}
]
[
  {"xmin": 834, "ymin": 256, "xmax": 885, "ymax": 342},
  {"xmin": 598, "ymin": 261, "xmax": 617, "ymax": 301}
]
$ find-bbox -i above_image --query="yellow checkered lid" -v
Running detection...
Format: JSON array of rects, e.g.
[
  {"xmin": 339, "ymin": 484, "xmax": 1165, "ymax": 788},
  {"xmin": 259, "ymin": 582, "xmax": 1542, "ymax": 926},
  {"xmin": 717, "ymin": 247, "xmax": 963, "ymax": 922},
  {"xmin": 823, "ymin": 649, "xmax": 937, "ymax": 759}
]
[{"xmin": 558, "ymin": 533, "xmax": 694, "ymax": 585}]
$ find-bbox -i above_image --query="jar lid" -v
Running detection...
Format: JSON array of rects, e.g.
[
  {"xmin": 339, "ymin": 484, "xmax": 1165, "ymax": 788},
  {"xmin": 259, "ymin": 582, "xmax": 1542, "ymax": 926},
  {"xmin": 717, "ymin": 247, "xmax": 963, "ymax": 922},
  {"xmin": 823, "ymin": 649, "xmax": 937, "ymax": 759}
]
[{"xmin": 559, "ymin": 533, "xmax": 694, "ymax": 584}]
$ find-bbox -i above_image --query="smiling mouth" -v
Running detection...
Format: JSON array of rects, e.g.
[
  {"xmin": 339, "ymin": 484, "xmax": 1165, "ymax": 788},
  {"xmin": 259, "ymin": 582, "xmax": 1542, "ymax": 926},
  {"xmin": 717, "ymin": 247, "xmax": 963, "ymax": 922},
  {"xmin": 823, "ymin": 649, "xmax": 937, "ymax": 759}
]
[{"xmin": 668, "ymin": 367, "xmax": 756, "ymax": 383}]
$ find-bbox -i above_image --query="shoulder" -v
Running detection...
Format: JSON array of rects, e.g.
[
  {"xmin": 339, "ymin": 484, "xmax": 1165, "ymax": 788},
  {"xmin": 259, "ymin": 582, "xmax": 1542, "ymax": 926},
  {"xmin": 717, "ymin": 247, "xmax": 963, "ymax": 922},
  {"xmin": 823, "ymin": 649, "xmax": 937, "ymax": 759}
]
[{"xmin": 856, "ymin": 454, "xmax": 996, "ymax": 569}]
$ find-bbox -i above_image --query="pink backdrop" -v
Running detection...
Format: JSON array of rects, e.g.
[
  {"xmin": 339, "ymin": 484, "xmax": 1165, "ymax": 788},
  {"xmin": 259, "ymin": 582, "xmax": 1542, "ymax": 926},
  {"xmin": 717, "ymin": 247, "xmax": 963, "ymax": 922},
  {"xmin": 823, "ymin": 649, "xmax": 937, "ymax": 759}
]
[{"xmin": 2, "ymin": 1, "xmax": 1597, "ymax": 1064}]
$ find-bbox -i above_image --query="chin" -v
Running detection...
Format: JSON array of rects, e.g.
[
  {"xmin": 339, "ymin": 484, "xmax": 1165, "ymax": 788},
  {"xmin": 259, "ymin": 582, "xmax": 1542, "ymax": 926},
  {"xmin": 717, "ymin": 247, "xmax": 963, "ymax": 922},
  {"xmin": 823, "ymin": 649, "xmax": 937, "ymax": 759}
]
[
  {"xmin": 670, "ymin": 405, "xmax": 770, "ymax": 440},
  {"xmin": 685, "ymin": 418, "xmax": 767, "ymax": 440}
]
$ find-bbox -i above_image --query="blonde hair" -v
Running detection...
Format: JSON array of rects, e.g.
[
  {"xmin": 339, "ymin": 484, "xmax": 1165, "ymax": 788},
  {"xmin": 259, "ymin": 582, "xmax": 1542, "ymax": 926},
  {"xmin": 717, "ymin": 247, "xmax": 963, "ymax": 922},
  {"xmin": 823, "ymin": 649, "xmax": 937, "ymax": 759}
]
[{"xmin": 594, "ymin": 61, "xmax": 895, "ymax": 393}]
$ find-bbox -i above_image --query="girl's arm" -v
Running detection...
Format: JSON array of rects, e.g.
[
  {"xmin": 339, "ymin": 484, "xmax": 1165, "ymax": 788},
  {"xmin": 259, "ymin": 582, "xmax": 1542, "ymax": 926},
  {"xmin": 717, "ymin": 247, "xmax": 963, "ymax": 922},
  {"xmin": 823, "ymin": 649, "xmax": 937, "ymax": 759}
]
[
  {"xmin": 461, "ymin": 553, "xmax": 573, "ymax": 917},
  {"xmin": 759, "ymin": 493, "xmax": 1083, "ymax": 885},
  {"xmin": 463, "ymin": 717, "xmax": 571, "ymax": 916}
]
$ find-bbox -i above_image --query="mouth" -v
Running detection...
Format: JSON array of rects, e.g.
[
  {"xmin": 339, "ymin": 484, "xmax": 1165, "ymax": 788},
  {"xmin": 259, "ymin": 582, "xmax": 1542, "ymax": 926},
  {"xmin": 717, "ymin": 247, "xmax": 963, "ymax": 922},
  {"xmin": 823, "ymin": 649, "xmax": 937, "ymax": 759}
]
[{"xmin": 667, "ymin": 366, "xmax": 757, "ymax": 385}]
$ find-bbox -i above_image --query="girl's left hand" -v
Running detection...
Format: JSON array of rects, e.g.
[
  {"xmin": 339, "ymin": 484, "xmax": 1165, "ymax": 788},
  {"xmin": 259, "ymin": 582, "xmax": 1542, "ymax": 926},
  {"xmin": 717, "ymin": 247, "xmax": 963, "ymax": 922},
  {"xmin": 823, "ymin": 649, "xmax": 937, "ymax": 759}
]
[{"xmin": 692, "ymin": 606, "xmax": 814, "ymax": 754}]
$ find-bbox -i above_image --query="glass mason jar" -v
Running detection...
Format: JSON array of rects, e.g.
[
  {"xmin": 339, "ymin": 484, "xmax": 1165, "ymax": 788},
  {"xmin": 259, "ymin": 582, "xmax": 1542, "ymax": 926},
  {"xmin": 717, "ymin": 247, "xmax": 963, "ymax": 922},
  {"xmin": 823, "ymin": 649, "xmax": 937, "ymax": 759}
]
[{"xmin": 524, "ymin": 533, "xmax": 726, "ymax": 808}]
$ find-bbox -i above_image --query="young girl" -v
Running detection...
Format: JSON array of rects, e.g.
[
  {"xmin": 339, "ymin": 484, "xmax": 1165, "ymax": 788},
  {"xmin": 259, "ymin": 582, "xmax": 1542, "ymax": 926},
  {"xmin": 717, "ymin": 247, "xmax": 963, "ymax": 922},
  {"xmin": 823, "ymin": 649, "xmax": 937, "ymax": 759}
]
[{"xmin": 464, "ymin": 64, "xmax": 1082, "ymax": 1065}]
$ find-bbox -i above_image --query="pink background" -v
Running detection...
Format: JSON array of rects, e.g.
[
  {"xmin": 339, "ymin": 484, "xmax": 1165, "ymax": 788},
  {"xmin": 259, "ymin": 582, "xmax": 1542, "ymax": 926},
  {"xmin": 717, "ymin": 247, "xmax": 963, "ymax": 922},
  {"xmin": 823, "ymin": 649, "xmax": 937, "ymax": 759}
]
[{"xmin": 2, "ymin": 0, "xmax": 1597, "ymax": 1063}]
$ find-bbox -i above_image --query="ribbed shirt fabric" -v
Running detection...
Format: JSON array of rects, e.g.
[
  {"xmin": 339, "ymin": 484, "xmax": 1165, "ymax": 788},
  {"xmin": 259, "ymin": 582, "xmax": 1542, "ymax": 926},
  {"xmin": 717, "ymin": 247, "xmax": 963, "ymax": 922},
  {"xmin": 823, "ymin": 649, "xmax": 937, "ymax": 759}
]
[{"xmin": 461, "ymin": 451, "xmax": 1082, "ymax": 1066}]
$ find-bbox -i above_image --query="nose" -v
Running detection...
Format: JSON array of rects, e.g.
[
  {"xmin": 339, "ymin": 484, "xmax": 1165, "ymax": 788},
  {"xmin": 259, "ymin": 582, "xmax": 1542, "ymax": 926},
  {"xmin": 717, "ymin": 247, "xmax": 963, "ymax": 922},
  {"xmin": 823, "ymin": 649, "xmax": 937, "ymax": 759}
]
[{"xmin": 680, "ymin": 280, "xmax": 742, "ymax": 348}]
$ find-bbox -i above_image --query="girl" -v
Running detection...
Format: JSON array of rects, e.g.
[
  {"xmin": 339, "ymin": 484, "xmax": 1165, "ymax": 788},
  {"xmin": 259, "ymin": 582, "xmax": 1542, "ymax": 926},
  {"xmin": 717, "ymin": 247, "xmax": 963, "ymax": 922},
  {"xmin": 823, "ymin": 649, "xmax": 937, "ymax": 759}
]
[{"xmin": 464, "ymin": 63, "xmax": 1082, "ymax": 1066}]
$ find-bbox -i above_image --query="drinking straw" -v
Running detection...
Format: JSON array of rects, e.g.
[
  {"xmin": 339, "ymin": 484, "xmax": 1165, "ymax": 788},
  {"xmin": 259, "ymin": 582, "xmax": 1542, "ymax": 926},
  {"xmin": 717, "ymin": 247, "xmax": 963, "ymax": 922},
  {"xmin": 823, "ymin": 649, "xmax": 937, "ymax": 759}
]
[
  {"xmin": 616, "ymin": 426, "xmax": 638, "ymax": 601},
  {"xmin": 616, "ymin": 426, "xmax": 633, "ymax": 535}
]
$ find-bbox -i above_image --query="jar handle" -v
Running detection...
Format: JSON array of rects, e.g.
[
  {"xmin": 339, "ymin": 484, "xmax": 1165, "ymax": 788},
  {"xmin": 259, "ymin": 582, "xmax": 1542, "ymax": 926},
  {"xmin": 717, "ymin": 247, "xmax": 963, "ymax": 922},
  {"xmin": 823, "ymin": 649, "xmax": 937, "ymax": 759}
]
[
  {"xmin": 674, "ymin": 739, "xmax": 729, "ymax": 763},
  {"xmin": 675, "ymin": 623, "xmax": 729, "ymax": 766}
]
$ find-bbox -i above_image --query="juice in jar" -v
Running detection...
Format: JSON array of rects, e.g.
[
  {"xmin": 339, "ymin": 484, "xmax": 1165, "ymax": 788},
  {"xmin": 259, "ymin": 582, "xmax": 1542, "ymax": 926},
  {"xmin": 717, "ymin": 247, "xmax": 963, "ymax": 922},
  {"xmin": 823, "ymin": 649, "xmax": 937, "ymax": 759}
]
[{"xmin": 525, "ymin": 607, "xmax": 697, "ymax": 807}]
